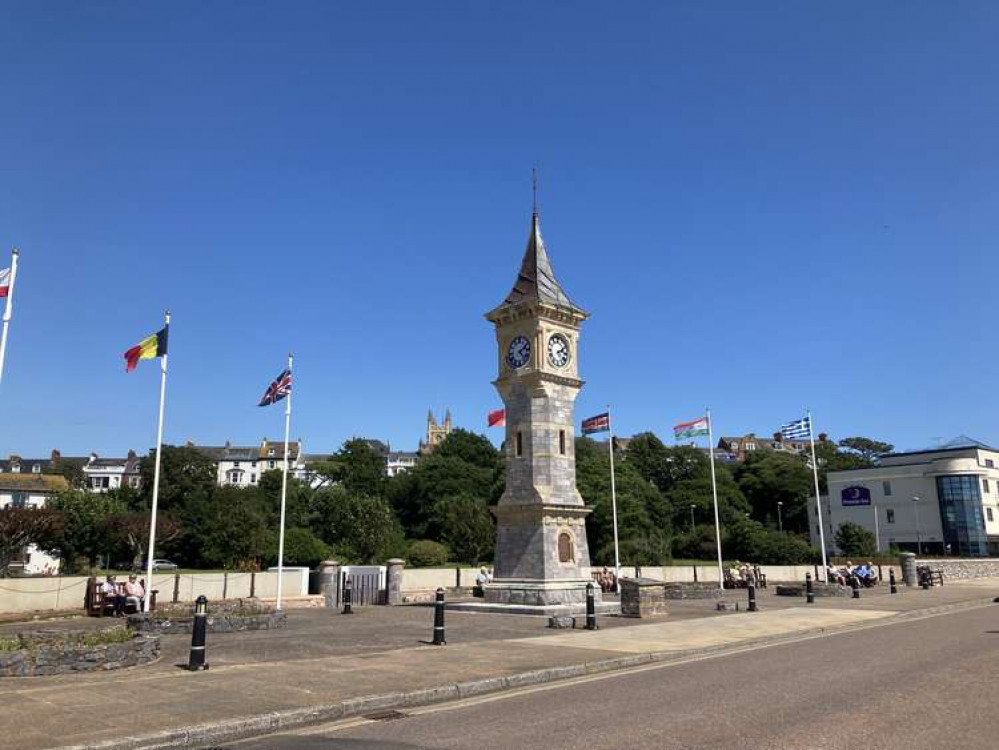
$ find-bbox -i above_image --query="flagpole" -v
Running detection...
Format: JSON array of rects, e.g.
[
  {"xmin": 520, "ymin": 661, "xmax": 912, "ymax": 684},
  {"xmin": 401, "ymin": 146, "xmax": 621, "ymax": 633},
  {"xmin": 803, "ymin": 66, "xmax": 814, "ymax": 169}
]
[
  {"xmin": 143, "ymin": 310, "xmax": 169, "ymax": 612},
  {"xmin": 807, "ymin": 409, "xmax": 829, "ymax": 580},
  {"xmin": 706, "ymin": 409, "xmax": 724, "ymax": 592},
  {"xmin": 0, "ymin": 249, "xmax": 20, "ymax": 390},
  {"xmin": 607, "ymin": 407, "xmax": 621, "ymax": 588},
  {"xmin": 276, "ymin": 353, "xmax": 293, "ymax": 611}
]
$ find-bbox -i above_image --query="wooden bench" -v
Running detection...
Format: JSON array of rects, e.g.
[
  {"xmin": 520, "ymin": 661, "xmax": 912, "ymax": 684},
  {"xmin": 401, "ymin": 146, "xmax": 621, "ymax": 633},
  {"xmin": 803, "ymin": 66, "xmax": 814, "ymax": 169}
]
[
  {"xmin": 916, "ymin": 566, "xmax": 944, "ymax": 587},
  {"xmin": 85, "ymin": 578, "xmax": 158, "ymax": 616}
]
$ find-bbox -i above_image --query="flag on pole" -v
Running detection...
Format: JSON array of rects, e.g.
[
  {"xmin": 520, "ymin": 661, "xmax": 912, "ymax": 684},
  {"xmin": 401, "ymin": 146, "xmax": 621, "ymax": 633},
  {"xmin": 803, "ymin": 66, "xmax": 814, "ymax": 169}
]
[
  {"xmin": 258, "ymin": 368, "xmax": 292, "ymax": 406},
  {"xmin": 488, "ymin": 408, "xmax": 506, "ymax": 427},
  {"xmin": 674, "ymin": 416, "xmax": 709, "ymax": 440},
  {"xmin": 124, "ymin": 326, "xmax": 169, "ymax": 372},
  {"xmin": 780, "ymin": 416, "xmax": 811, "ymax": 440},
  {"xmin": 0, "ymin": 268, "xmax": 10, "ymax": 297},
  {"xmin": 582, "ymin": 412, "xmax": 610, "ymax": 434}
]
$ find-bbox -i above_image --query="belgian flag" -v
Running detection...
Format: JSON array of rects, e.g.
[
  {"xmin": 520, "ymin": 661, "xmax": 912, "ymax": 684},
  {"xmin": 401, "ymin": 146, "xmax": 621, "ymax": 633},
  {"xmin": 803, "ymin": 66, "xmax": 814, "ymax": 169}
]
[{"xmin": 124, "ymin": 326, "xmax": 168, "ymax": 372}]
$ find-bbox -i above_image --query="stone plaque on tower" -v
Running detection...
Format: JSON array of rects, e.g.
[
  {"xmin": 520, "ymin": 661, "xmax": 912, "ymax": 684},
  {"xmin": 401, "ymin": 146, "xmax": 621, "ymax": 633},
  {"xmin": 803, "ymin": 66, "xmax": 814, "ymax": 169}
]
[{"xmin": 481, "ymin": 208, "xmax": 601, "ymax": 612}]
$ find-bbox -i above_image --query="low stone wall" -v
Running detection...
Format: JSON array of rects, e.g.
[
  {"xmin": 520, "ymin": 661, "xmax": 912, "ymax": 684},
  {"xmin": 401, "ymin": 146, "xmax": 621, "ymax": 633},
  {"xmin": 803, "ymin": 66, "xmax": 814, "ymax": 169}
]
[
  {"xmin": 914, "ymin": 558, "xmax": 999, "ymax": 581},
  {"xmin": 0, "ymin": 630, "xmax": 160, "ymax": 677},
  {"xmin": 663, "ymin": 583, "xmax": 724, "ymax": 600},
  {"xmin": 775, "ymin": 583, "xmax": 848, "ymax": 598},
  {"xmin": 128, "ymin": 600, "xmax": 285, "ymax": 635},
  {"xmin": 620, "ymin": 578, "xmax": 669, "ymax": 617}
]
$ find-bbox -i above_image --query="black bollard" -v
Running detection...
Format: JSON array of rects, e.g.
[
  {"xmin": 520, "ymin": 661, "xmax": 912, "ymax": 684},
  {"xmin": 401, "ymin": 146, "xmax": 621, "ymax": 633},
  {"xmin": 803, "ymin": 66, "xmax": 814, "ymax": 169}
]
[
  {"xmin": 805, "ymin": 572, "xmax": 815, "ymax": 604},
  {"xmin": 586, "ymin": 582, "xmax": 598, "ymax": 630},
  {"xmin": 342, "ymin": 578, "xmax": 353, "ymax": 614},
  {"xmin": 748, "ymin": 580, "xmax": 758, "ymax": 612},
  {"xmin": 187, "ymin": 595, "xmax": 209, "ymax": 671},
  {"xmin": 851, "ymin": 575, "xmax": 861, "ymax": 599},
  {"xmin": 889, "ymin": 569, "xmax": 898, "ymax": 595},
  {"xmin": 432, "ymin": 587, "xmax": 446, "ymax": 645}
]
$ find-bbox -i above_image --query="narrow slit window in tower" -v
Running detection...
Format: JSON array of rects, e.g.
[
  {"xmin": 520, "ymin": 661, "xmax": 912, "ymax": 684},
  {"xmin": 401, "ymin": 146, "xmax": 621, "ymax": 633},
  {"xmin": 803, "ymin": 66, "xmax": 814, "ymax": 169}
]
[
  {"xmin": 516, "ymin": 431, "xmax": 523, "ymax": 457},
  {"xmin": 559, "ymin": 430, "xmax": 566, "ymax": 455}
]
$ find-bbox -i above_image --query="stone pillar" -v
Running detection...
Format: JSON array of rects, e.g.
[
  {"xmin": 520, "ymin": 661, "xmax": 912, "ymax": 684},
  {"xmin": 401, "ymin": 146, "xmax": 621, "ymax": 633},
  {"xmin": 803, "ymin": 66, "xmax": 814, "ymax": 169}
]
[
  {"xmin": 319, "ymin": 560, "xmax": 341, "ymax": 608},
  {"xmin": 386, "ymin": 558, "xmax": 405, "ymax": 605},
  {"xmin": 899, "ymin": 552, "xmax": 917, "ymax": 587}
]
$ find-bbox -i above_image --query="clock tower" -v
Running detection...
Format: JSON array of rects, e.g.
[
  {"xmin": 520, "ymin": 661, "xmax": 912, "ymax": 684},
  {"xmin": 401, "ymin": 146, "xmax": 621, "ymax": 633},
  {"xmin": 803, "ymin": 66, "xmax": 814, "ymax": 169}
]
[{"xmin": 483, "ymin": 209, "xmax": 599, "ymax": 610}]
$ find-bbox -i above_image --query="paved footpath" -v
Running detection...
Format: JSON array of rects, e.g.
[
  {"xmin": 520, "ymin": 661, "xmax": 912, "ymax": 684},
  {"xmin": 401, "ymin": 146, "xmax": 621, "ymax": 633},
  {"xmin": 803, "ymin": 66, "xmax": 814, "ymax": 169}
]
[{"xmin": 1, "ymin": 580, "xmax": 995, "ymax": 750}]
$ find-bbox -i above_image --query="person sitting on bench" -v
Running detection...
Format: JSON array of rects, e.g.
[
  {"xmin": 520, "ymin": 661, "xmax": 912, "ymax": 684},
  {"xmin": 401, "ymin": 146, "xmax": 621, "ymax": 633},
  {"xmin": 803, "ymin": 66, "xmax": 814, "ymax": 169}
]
[
  {"xmin": 101, "ymin": 575, "xmax": 126, "ymax": 617},
  {"xmin": 124, "ymin": 575, "xmax": 145, "ymax": 611}
]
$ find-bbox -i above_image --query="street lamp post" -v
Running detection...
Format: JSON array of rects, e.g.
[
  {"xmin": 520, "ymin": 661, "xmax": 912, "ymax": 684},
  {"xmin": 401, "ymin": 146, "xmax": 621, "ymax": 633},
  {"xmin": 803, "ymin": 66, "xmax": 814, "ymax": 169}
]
[
  {"xmin": 777, "ymin": 501, "xmax": 783, "ymax": 534},
  {"xmin": 689, "ymin": 504, "xmax": 696, "ymax": 534},
  {"xmin": 912, "ymin": 495, "xmax": 922, "ymax": 556}
]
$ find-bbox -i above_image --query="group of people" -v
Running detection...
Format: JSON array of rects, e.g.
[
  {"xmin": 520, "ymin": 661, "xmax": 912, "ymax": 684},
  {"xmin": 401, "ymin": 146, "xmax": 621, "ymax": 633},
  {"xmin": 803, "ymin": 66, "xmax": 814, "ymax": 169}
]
[
  {"xmin": 595, "ymin": 567, "xmax": 618, "ymax": 593},
  {"xmin": 827, "ymin": 561, "xmax": 878, "ymax": 587},
  {"xmin": 101, "ymin": 574, "xmax": 147, "ymax": 616}
]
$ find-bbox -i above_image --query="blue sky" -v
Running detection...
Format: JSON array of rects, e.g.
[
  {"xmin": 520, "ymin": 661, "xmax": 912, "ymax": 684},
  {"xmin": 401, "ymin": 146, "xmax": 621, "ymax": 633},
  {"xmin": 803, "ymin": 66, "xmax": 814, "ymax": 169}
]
[{"xmin": 1, "ymin": 2, "xmax": 997, "ymax": 458}]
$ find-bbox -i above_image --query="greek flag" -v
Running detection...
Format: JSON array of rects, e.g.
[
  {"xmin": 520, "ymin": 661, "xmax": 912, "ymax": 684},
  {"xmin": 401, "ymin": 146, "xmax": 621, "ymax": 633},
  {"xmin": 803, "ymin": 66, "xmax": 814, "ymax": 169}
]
[{"xmin": 780, "ymin": 416, "xmax": 811, "ymax": 440}]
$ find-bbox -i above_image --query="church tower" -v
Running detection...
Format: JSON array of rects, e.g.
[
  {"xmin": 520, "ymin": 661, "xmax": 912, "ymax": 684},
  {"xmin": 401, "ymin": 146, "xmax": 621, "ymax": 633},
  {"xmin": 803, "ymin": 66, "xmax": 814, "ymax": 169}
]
[{"xmin": 483, "ymin": 208, "xmax": 597, "ymax": 609}]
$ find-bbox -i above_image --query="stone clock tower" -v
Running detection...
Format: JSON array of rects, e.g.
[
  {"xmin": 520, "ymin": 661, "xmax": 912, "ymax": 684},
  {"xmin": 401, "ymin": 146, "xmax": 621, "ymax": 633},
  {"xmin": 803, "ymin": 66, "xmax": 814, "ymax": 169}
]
[{"xmin": 483, "ymin": 209, "xmax": 599, "ymax": 610}]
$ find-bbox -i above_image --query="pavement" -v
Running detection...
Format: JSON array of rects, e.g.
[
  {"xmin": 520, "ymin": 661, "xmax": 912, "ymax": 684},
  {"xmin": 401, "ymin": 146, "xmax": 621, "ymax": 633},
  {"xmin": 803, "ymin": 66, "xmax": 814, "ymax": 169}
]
[
  {"xmin": 224, "ymin": 603, "xmax": 999, "ymax": 750},
  {"xmin": 1, "ymin": 579, "xmax": 996, "ymax": 750}
]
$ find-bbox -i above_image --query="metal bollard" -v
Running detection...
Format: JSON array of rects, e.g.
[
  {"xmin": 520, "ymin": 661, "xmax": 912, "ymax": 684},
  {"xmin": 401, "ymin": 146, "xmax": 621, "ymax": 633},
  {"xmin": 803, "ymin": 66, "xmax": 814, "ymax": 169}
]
[
  {"xmin": 747, "ymin": 580, "xmax": 757, "ymax": 612},
  {"xmin": 342, "ymin": 578, "xmax": 353, "ymax": 614},
  {"xmin": 586, "ymin": 582, "xmax": 598, "ymax": 630},
  {"xmin": 432, "ymin": 587, "xmax": 446, "ymax": 645},
  {"xmin": 805, "ymin": 572, "xmax": 815, "ymax": 604},
  {"xmin": 187, "ymin": 595, "xmax": 209, "ymax": 671},
  {"xmin": 889, "ymin": 569, "xmax": 898, "ymax": 595},
  {"xmin": 851, "ymin": 575, "xmax": 861, "ymax": 599}
]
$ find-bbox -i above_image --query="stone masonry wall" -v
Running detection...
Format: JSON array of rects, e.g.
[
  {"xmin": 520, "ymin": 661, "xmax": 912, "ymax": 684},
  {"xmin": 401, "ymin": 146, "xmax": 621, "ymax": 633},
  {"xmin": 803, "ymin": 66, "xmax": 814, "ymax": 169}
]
[
  {"xmin": 0, "ymin": 634, "xmax": 160, "ymax": 677},
  {"xmin": 915, "ymin": 558, "xmax": 999, "ymax": 580}
]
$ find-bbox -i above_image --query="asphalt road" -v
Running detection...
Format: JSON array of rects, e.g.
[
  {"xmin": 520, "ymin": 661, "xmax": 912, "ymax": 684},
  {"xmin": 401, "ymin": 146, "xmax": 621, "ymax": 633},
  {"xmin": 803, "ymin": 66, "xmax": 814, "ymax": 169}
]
[{"xmin": 221, "ymin": 604, "xmax": 999, "ymax": 750}]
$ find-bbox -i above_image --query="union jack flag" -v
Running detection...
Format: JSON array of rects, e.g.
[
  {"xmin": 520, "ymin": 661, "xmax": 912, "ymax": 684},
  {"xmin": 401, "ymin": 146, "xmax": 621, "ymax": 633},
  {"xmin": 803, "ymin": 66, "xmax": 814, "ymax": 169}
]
[{"xmin": 258, "ymin": 368, "xmax": 292, "ymax": 406}]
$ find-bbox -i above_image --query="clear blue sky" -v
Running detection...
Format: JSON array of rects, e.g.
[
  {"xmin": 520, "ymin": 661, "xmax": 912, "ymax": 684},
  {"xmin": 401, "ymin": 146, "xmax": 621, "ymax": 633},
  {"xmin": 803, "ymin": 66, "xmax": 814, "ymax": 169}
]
[{"xmin": 2, "ymin": 2, "xmax": 997, "ymax": 459}]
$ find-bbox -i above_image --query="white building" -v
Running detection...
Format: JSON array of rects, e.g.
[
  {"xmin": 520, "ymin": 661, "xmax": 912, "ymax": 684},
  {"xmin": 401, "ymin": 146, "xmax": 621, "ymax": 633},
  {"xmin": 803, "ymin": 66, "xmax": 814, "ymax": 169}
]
[
  {"xmin": 190, "ymin": 439, "xmax": 306, "ymax": 487},
  {"xmin": 812, "ymin": 436, "xmax": 999, "ymax": 557},
  {"xmin": 83, "ymin": 451, "xmax": 142, "ymax": 492},
  {"xmin": 0, "ymin": 472, "xmax": 69, "ymax": 575},
  {"xmin": 386, "ymin": 451, "xmax": 418, "ymax": 477}
]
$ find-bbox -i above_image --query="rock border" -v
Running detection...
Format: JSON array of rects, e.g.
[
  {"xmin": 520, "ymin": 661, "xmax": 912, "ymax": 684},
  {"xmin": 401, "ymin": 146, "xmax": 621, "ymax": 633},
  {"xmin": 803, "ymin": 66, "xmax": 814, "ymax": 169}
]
[{"xmin": 0, "ymin": 631, "xmax": 160, "ymax": 677}]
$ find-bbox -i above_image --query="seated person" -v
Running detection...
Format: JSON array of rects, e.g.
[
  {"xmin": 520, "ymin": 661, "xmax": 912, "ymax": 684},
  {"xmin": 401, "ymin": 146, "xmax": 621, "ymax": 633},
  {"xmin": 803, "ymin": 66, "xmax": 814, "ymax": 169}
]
[
  {"xmin": 124, "ymin": 575, "xmax": 145, "ymax": 610},
  {"xmin": 827, "ymin": 566, "xmax": 846, "ymax": 585},
  {"xmin": 101, "ymin": 575, "xmax": 125, "ymax": 617},
  {"xmin": 860, "ymin": 562, "xmax": 877, "ymax": 586},
  {"xmin": 473, "ymin": 567, "xmax": 491, "ymax": 597}
]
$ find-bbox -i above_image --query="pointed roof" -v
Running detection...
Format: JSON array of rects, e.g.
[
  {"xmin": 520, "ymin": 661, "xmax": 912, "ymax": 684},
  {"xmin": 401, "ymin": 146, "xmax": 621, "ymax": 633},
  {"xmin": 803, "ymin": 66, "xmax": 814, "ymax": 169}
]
[
  {"xmin": 938, "ymin": 435, "xmax": 995, "ymax": 450},
  {"xmin": 490, "ymin": 213, "xmax": 586, "ymax": 318}
]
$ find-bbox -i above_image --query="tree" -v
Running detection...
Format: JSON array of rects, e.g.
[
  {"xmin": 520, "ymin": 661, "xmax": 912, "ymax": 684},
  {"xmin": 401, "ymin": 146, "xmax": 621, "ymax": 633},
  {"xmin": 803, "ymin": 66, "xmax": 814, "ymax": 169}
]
[
  {"xmin": 103, "ymin": 512, "xmax": 182, "ymax": 568},
  {"xmin": 430, "ymin": 493, "xmax": 495, "ymax": 564},
  {"xmin": 49, "ymin": 457, "xmax": 87, "ymax": 490},
  {"xmin": 138, "ymin": 445, "xmax": 217, "ymax": 513},
  {"xmin": 265, "ymin": 527, "xmax": 331, "ymax": 567},
  {"xmin": 434, "ymin": 429, "xmax": 501, "ymax": 471},
  {"xmin": 0, "ymin": 508, "xmax": 64, "ymax": 577},
  {"xmin": 722, "ymin": 518, "xmax": 817, "ymax": 565},
  {"xmin": 838, "ymin": 437, "xmax": 894, "ymax": 463},
  {"xmin": 311, "ymin": 488, "xmax": 404, "ymax": 564},
  {"xmin": 48, "ymin": 490, "xmax": 127, "ymax": 571},
  {"xmin": 835, "ymin": 522, "xmax": 877, "ymax": 558},
  {"xmin": 734, "ymin": 452, "xmax": 813, "ymax": 533},
  {"xmin": 307, "ymin": 439, "xmax": 387, "ymax": 497},
  {"xmin": 407, "ymin": 540, "xmax": 449, "ymax": 567},
  {"xmin": 180, "ymin": 486, "xmax": 270, "ymax": 569},
  {"xmin": 625, "ymin": 434, "xmax": 707, "ymax": 494}
]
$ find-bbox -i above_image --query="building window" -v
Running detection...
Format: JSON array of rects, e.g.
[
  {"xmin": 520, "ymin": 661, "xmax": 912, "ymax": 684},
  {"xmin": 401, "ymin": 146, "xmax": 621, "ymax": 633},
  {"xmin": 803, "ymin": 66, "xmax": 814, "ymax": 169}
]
[
  {"xmin": 935, "ymin": 475, "xmax": 988, "ymax": 556},
  {"xmin": 268, "ymin": 460, "xmax": 275, "ymax": 469},
  {"xmin": 250, "ymin": 473, "xmax": 256, "ymax": 484},
  {"xmin": 988, "ymin": 507, "xmax": 995, "ymax": 522},
  {"xmin": 985, "ymin": 479, "xmax": 991, "ymax": 494},
  {"xmin": 746, "ymin": 443, "xmax": 756, "ymax": 451},
  {"xmin": 987, "ymin": 459, "xmax": 995, "ymax": 469},
  {"xmin": 10, "ymin": 464, "xmax": 19, "ymax": 473},
  {"xmin": 516, "ymin": 431, "xmax": 523, "ymax": 457},
  {"xmin": 559, "ymin": 430, "xmax": 566, "ymax": 455},
  {"xmin": 557, "ymin": 532, "xmax": 574, "ymax": 563},
  {"xmin": 882, "ymin": 480, "xmax": 892, "ymax": 496},
  {"xmin": 234, "ymin": 461, "xmax": 241, "ymax": 468},
  {"xmin": 251, "ymin": 461, "xmax": 257, "ymax": 468},
  {"xmin": 31, "ymin": 464, "xmax": 40, "ymax": 473},
  {"xmin": 886, "ymin": 508, "xmax": 895, "ymax": 524},
  {"xmin": 11, "ymin": 492, "xmax": 27, "ymax": 509},
  {"xmin": 268, "ymin": 449, "xmax": 275, "ymax": 457}
]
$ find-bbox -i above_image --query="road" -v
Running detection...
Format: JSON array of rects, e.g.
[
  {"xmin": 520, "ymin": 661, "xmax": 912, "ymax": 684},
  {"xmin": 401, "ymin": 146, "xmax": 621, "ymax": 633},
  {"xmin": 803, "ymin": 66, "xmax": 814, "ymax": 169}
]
[{"xmin": 222, "ymin": 604, "xmax": 999, "ymax": 750}]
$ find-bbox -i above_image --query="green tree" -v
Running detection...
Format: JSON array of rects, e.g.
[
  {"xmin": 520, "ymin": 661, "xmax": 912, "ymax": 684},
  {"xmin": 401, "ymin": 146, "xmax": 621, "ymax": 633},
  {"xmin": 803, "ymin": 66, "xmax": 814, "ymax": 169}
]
[
  {"xmin": 307, "ymin": 439, "xmax": 387, "ymax": 497},
  {"xmin": 835, "ymin": 522, "xmax": 877, "ymax": 557},
  {"xmin": 407, "ymin": 540, "xmax": 450, "ymax": 567},
  {"xmin": 258, "ymin": 470, "xmax": 315, "ymax": 529},
  {"xmin": 0, "ymin": 507, "xmax": 64, "ymax": 577},
  {"xmin": 49, "ymin": 490, "xmax": 127, "ymax": 571},
  {"xmin": 182, "ymin": 486, "xmax": 270, "ymax": 569},
  {"xmin": 311, "ymin": 488, "xmax": 404, "ymax": 564},
  {"xmin": 138, "ymin": 445, "xmax": 217, "ymax": 513},
  {"xmin": 625, "ymin": 434, "xmax": 706, "ymax": 494},
  {"xmin": 103, "ymin": 512, "xmax": 182, "ymax": 568},
  {"xmin": 265, "ymin": 527, "xmax": 331, "ymax": 567},
  {"xmin": 734, "ymin": 452, "xmax": 813, "ymax": 533},
  {"xmin": 722, "ymin": 518, "xmax": 817, "ymax": 564},
  {"xmin": 434, "ymin": 429, "xmax": 501, "ymax": 471},
  {"xmin": 838, "ymin": 437, "xmax": 894, "ymax": 463},
  {"xmin": 430, "ymin": 493, "xmax": 495, "ymax": 564},
  {"xmin": 49, "ymin": 457, "xmax": 87, "ymax": 490}
]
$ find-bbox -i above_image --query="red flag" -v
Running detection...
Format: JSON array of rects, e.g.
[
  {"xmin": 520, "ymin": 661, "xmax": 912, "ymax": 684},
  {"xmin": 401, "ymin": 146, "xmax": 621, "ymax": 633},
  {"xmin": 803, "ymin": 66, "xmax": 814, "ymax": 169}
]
[{"xmin": 488, "ymin": 408, "xmax": 506, "ymax": 427}]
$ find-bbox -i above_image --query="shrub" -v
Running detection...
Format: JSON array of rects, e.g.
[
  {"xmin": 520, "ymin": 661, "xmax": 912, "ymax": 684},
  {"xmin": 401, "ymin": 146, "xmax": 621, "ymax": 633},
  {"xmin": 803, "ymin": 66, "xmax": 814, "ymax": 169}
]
[{"xmin": 407, "ymin": 540, "xmax": 449, "ymax": 567}]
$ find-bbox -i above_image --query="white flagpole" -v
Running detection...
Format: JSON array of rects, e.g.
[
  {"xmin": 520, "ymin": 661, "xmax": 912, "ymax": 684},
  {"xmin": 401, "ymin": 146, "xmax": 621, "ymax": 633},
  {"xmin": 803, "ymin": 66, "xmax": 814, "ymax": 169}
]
[
  {"xmin": 143, "ymin": 310, "xmax": 169, "ymax": 612},
  {"xmin": 706, "ymin": 409, "xmax": 724, "ymax": 592},
  {"xmin": 807, "ymin": 409, "xmax": 829, "ymax": 580},
  {"xmin": 0, "ymin": 249, "xmax": 20, "ymax": 390},
  {"xmin": 607, "ymin": 407, "xmax": 621, "ymax": 587},
  {"xmin": 276, "ymin": 353, "xmax": 293, "ymax": 611}
]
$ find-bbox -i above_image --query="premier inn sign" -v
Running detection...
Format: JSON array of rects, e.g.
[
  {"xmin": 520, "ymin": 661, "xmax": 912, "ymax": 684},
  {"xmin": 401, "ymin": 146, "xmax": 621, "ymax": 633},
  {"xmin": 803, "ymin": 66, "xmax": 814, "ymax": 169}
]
[{"xmin": 841, "ymin": 486, "xmax": 872, "ymax": 506}]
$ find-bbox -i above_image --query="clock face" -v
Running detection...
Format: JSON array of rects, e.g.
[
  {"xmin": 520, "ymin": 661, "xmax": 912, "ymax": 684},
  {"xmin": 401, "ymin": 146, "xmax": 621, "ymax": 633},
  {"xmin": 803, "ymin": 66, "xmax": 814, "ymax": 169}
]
[
  {"xmin": 506, "ymin": 335, "xmax": 531, "ymax": 369},
  {"xmin": 547, "ymin": 333, "xmax": 571, "ymax": 368}
]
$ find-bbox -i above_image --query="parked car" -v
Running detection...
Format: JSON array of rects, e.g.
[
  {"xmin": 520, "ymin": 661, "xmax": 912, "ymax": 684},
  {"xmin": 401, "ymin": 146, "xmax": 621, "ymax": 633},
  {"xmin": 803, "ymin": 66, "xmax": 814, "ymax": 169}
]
[{"xmin": 138, "ymin": 559, "xmax": 179, "ymax": 571}]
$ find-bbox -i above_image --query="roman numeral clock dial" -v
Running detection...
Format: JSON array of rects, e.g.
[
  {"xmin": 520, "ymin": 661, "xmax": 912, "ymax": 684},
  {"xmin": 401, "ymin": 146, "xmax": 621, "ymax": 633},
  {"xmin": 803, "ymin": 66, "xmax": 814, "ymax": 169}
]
[
  {"xmin": 506, "ymin": 335, "xmax": 531, "ymax": 369},
  {"xmin": 547, "ymin": 333, "xmax": 570, "ymax": 368}
]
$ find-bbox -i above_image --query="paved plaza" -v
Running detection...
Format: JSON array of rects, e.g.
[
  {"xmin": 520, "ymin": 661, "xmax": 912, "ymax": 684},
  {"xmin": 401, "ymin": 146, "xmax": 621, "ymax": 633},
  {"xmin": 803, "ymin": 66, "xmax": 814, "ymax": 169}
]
[{"xmin": 1, "ymin": 580, "xmax": 995, "ymax": 749}]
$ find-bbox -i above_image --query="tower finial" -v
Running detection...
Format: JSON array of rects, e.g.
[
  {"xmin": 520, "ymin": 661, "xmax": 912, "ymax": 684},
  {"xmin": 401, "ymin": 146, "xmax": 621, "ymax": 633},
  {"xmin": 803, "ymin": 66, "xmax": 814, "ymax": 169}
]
[{"xmin": 532, "ymin": 167, "xmax": 538, "ymax": 215}]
